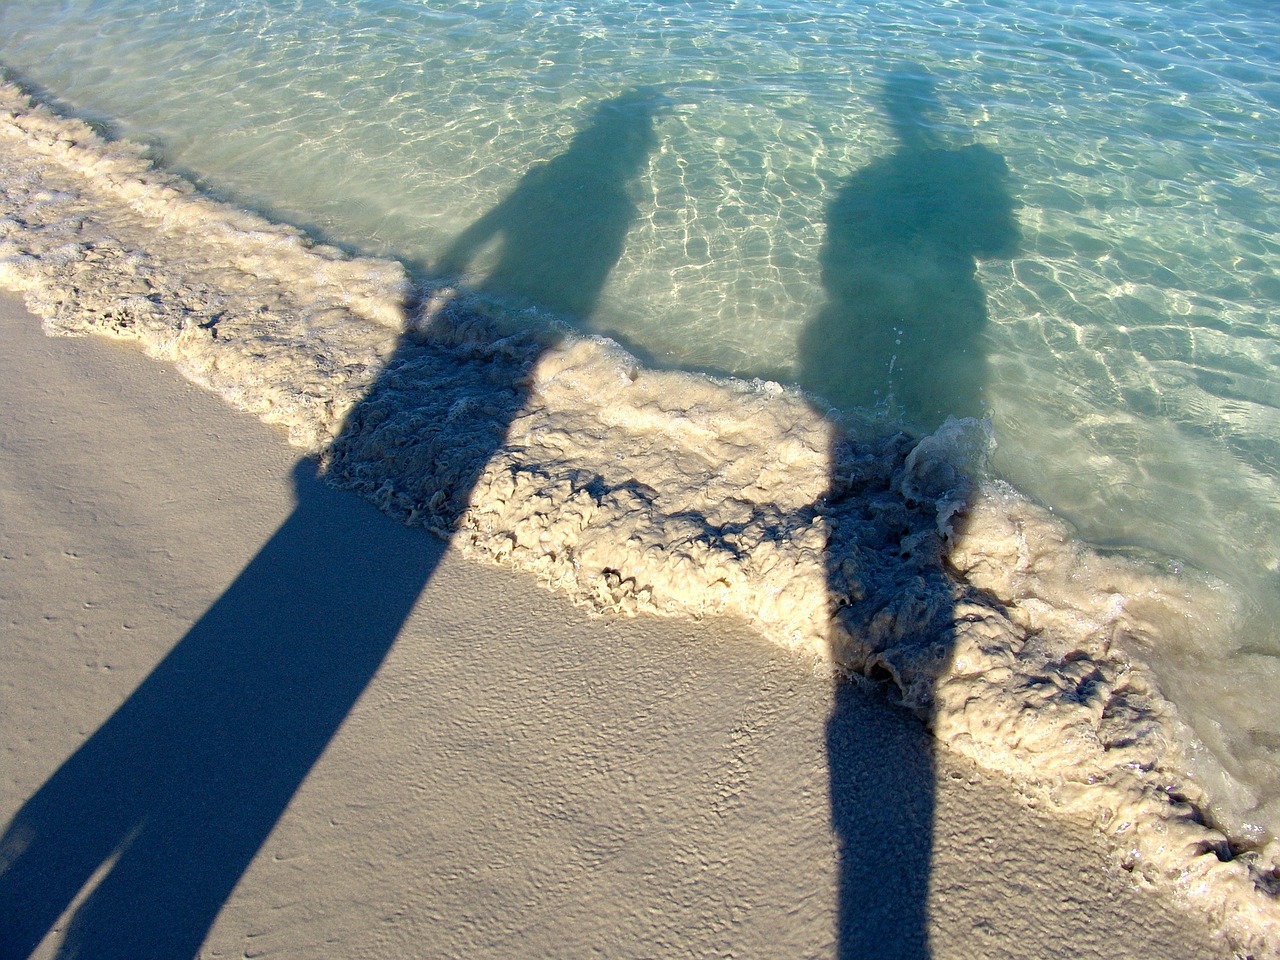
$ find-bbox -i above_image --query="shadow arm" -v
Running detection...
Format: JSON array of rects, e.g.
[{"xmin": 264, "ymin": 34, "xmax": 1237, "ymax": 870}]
[{"xmin": 434, "ymin": 201, "xmax": 506, "ymax": 280}]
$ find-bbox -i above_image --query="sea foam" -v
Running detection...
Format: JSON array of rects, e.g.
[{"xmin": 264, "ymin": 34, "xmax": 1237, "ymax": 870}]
[{"xmin": 2, "ymin": 79, "xmax": 1277, "ymax": 956}]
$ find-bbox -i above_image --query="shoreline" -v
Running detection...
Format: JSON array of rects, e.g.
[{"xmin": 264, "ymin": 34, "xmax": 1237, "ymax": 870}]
[
  {"xmin": 1, "ymin": 71, "xmax": 1278, "ymax": 955},
  {"xmin": 0, "ymin": 288, "xmax": 1237, "ymax": 958}
]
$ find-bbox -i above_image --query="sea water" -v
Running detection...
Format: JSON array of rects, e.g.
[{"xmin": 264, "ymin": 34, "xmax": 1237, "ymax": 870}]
[{"xmin": 2, "ymin": 0, "xmax": 1278, "ymax": 880}]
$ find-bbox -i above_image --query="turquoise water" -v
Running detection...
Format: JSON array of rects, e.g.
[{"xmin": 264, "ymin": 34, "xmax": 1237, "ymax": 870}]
[{"xmin": 3, "ymin": 0, "xmax": 1279, "ymax": 835}]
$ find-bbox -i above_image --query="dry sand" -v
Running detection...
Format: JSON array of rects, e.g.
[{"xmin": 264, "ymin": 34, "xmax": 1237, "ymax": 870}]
[{"xmin": 0, "ymin": 288, "xmax": 1237, "ymax": 958}]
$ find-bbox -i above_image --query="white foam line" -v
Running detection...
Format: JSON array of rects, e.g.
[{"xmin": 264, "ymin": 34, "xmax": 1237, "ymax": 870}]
[{"xmin": 2, "ymin": 77, "xmax": 1276, "ymax": 957}]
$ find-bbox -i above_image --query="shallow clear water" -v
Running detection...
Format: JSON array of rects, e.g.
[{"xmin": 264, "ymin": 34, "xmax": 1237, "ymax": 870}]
[{"xmin": 3, "ymin": 0, "xmax": 1279, "ymax": 837}]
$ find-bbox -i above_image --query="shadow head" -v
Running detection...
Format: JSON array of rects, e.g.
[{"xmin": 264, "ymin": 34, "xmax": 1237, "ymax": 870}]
[
  {"xmin": 882, "ymin": 70, "xmax": 944, "ymax": 149},
  {"xmin": 568, "ymin": 86, "xmax": 671, "ymax": 180}
]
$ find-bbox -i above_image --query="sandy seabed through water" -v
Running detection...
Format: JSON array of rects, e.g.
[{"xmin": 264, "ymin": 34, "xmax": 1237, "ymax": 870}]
[{"xmin": 0, "ymin": 77, "xmax": 1278, "ymax": 956}]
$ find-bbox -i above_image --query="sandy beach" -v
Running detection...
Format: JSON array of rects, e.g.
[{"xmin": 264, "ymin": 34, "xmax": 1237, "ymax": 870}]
[{"xmin": 0, "ymin": 287, "xmax": 1241, "ymax": 957}]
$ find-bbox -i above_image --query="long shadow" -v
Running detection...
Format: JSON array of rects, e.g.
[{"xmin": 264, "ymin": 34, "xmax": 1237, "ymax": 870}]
[
  {"xmin": 803, "ymin": 71, "xmax": 1019, "ymax": 958},
  {"xmin": 0, "ymin": 88, "xmax": 663, "ymax": 959},
  {"xmin": 0, "ymin": 461, "xmax": 443, "ymax": 959}
]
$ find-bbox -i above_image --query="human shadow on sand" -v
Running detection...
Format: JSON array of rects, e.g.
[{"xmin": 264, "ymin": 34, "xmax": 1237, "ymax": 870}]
[
  {"xmin": 805, "ymin": 71, "xmax": 1019, "ymax": 959},
  {"xmin": 0, "ymin": 88, "xmax": 664, "ymax": 960}
]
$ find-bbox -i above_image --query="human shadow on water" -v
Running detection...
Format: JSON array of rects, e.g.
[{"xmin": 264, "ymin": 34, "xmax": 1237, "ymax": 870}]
[
  {"xmin": 0, "ymin": 89, "xmax": 663, "ymax": 960},
  {"xmin": 803, "ymin": 71, "xmax": 1019, "ymax": 959},
  {"xmin": 799, "ymin": 71, "xmax": 1019, "ymax": 430},
  {"xmin": 436, "ymin": 87, "xmax": 665, "ymax": 323}
]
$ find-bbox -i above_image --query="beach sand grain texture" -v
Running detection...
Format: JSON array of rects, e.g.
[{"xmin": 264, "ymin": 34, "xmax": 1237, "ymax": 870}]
[
  {"xmin": 0, "ymin": 296, "xmax": 1244, "ymax": 957},
  {"xmin": 0, "ymin": 294, "xmax": 1241, "ymax": 959},
  {"xmin": 3, "ymin": 68, "xmax": 1279, "ymax": 955}
]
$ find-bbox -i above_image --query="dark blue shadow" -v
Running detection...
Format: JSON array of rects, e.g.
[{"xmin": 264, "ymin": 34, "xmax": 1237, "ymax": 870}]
[
  {"xmin": 0, "ymin": 87, "xmax": 663, "ymax": 960},
  {"xmin": 0, "ymin": 461, "xmax": 443, "ymax": 958},
  {"xmin": 804, "ymin": 70, "xmax": 1019, "ymax": 959}
]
